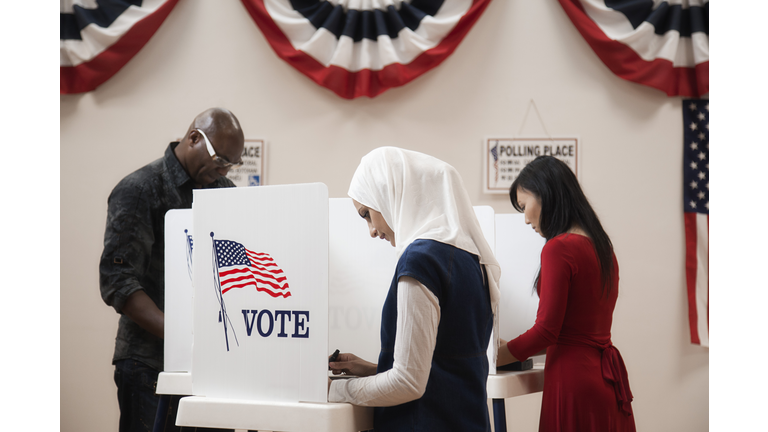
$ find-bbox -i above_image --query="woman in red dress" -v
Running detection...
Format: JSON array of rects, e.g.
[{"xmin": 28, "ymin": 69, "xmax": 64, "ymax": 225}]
[{"xmin": 497, "ymin": 156, "xmax": 636, "ymax": 432}]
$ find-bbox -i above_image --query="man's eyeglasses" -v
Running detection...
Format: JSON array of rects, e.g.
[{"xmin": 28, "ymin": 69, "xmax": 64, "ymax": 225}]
[{"xmin": 196, "ymin": 128, "xmax": 243, "ymax": 168}]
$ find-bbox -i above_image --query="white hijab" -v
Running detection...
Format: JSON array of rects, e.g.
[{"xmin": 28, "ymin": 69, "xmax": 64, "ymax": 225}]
[{"xmin": 348, "ymin": 147, "xmax": 501, "ymax": 359}]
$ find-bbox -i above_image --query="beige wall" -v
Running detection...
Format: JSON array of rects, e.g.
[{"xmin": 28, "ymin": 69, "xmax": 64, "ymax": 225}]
[{"xmin": 60, "ymin": 1, "xmax": 708, "ymax": 431}]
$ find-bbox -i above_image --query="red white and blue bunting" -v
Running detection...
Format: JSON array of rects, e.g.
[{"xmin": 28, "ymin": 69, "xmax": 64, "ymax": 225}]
[
  {"xmin": 240, "ymin": 0, "xmax": 492, "ymax": 99},
  {"xmin": 60, "ymin": 0, "xmax": 179, "ymax": 94},
  {"xmin": 558, "ymin": 0, "xmax": 709, "ymax": 97}
]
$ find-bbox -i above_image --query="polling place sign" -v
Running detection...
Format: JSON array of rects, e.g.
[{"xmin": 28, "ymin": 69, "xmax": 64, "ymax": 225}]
[
  {"xmin": 191, "ymin": 183, "xmax": 329, "ymax": 403},
  {"xmin": 484, "ymin": 137, "xmax": 579, "ymax": 194}
]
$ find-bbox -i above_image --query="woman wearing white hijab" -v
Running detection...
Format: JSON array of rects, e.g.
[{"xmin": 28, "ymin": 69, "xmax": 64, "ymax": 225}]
[{"xmin": 328, "ymin": 147, "xmax": 501, "ymax": 432}]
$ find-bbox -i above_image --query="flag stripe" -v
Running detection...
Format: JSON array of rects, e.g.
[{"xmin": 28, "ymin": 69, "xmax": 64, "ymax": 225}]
[
  {"xmin": 222, "ymin": 281, "xmax": 291, "ymax": 298},
  {"xmin": 220, "ymin": 267, "xmax": 289, "ymax": 288},
  {"xmin": 246, "ymin": 260, "xmax": 283, "ymax": 274},
  {"xmin": 247, "ymin": 254, "xmax": 280, "ymax": 267},
  {"xmin": 684, "ymin": 212, "xmax": 701, "ymax": 345},
  {"xmin": 219, "ymin": 266, "xmax": 283, "ymax": 279},
  {"xmin": 221, "ymin": 267, "xmax": 288, "ymax": 284},
  {"xmin": 221, "ymin": 278, "xmax": 290, "ymax": 293},
  {"xmin": 242, "ymin": 255, "xmax": 283, "ymax": 271},
  {"xmin": 695, "ymin": 213, "xmax": 709, "ymax": 347},
  {"xmin": 249, "ymin": 251, "xmax": 274, "ymax": 259},
  {"xmin": 221, "ymin": 277, "xmax": 291, "ymax": 296}
]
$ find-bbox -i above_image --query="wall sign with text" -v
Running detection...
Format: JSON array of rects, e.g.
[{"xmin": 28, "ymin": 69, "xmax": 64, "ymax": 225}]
[
  {"xmin": 484, "ymin": 137, "xmax": 579, "ymax": 194},
  {"xmin": 226, "ymin": 139, "xmax": 267, "ymax": 187}
]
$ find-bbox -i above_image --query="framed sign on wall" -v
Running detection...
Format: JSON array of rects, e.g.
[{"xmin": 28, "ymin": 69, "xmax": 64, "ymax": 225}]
[
  {"xmin": 483, "ymin": 137, "xmax": 579, "ymax": 195},
  {"xmin": 227, "ymin": 139, "xmax": 267, "ymax": 187}
]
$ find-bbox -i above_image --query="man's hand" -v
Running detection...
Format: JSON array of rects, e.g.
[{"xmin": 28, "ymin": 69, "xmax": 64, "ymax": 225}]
[
  {"xmin": 329, "ymin": 353, "xmax": 377, "ymax": 377},
  {"xmin": 122, "ymin": 290, "xmax": 164, "ymax": 339}
]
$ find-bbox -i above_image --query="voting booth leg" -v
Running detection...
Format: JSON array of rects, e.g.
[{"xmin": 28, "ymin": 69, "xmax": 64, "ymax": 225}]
[{"xmin": 492, "ymin": 399, "xmax": 507, "ymax": 432}]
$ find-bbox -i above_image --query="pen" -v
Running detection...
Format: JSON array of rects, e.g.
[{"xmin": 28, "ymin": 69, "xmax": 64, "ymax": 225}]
[{"xmin": 329, "ymin": 349, "xmax": 340, "ymax": 363}]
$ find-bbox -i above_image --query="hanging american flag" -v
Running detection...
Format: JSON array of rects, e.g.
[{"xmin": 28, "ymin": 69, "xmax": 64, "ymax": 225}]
[
  {"xmin": 558, "ymin": 0, "xmax": 709, "ymax": 97},
  {"xmin": 60, "ymin": 0, "xmax": 180, "ymax": 94},
  {"xmin": 214, "ymin": 239, "xmax": 292, "ymax": 298},
  {"xmin": 683, "ymin": 99, "xmax": 708, "ymax": 347},
  {"xmin": 239, "ymin": 0, "xmax": 492, "ymax": 99}
]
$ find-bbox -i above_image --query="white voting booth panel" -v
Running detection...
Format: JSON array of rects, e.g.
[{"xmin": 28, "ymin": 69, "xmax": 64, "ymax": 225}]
[
  {"xmin": 159, "ymin": 209, "xmax": 195, "ymax": 395},
  {"xmin": 328, "ymin": 198, "xmax": 396, "ymax": 363},
  {"xmin": 474, "ymin": 206, "xmax": 496, "ymax": 252},
  {"xmin": 191, "ymin": 183, "xmax": 329, "ymax": 403},
  {"xmin": 495, "ymin": 214, "xmax": 545, "ymax": 343},
  {"xmin": 164, "ymin": 209, "xmax": 194, "ymax": 373}
]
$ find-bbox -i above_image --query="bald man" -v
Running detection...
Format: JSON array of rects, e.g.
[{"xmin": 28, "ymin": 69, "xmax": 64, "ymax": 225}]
[{"xmin": 99, "ymin": 108, "xmax": 245, "ymax": 432}]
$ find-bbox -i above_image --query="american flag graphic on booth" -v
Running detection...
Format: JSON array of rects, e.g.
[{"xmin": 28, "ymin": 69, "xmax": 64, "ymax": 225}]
[
  {"xmin": 683, "ymin": 99, "xmax": 708, "ymax": 347},
  {"xmin": 185, "ymin": 229, "xmax": 194, "ymax": 282},
  {"xmin": 214, "ymin": 239, "xmax": 291, "ymax": 299}
]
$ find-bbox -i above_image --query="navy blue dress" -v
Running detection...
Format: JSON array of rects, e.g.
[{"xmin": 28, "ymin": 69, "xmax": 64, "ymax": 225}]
[{"xmin": 375, "ymin": 239, "xmax": 493, "ymax": 432}]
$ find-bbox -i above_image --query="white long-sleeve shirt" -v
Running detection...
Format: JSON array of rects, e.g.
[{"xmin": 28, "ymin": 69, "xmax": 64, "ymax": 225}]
[{"xmin": 328, "ymin": 276, "xmax": 440, "ymax": 407}]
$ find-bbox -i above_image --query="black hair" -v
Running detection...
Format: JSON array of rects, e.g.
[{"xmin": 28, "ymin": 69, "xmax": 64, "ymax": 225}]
[{"xmin": 509, "ymin": 156, "xmax": 615, "ymax": 296}]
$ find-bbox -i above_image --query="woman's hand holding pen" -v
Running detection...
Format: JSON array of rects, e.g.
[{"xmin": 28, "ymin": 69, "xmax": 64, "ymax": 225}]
[{"xmin": 329, "ymin": 352, "xmax": 378, "ymax": 377}]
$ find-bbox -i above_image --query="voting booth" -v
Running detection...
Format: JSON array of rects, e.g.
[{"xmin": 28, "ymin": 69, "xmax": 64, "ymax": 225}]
[
  {"xmin": 161, "ymin": 184, "xmax": 356, "ymax": 432},
  {"xmin": 159, "ymin": 184, "xmax": 546, "ymax": 432},
  {"xmin": 191, "ymin": 183, "xmax": 328, "ymax": 403}
]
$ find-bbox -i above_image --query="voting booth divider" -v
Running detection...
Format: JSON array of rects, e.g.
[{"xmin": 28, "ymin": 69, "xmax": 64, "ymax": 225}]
[
  {"xmin": 190, "ymin": 183, "xmax": 329, "ymax": 403},
  {"xmin": 159, "ymin": 184, "xmax": 545, "ymax": 432},
  {"xmin": 495, "ymin": 214, "xmax": 546, "ymax": 345},
  {"xmin": 163, "ymin": 209, "xmax": 194, "ymax": 377}
]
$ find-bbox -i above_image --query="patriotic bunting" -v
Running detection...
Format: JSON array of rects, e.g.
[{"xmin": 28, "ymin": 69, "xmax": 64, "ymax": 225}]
[
  {"xmin": 558, "ymin": 0, "xmax": 709, "ymax": 97},
  {"xmin": 683, "ymin": 99, "xmax": 708, "ymax": 347},
  {"xmin": 60, "ymin": 0, "xmax": 180, "ymax": 94},
  {"xmin": 240, "ymin": 0, "xmax": 492, "ymax": 99}
]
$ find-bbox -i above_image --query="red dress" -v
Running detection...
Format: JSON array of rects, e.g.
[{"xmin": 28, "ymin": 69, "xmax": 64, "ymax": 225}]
[{"xmin": 507, "ymin": 234, "xmax": 636, "ymax": 432}]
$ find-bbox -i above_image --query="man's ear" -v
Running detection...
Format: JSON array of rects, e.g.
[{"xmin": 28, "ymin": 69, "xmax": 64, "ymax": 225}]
[{"xmin": 187, "ymin": 129, "xmax": 200, "ymax": 147}]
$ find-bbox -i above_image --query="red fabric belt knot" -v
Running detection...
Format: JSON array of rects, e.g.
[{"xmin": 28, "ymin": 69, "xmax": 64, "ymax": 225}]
[{"xmin": 601, "ymin": 345, "xmax": 634, "ymax": 416}]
